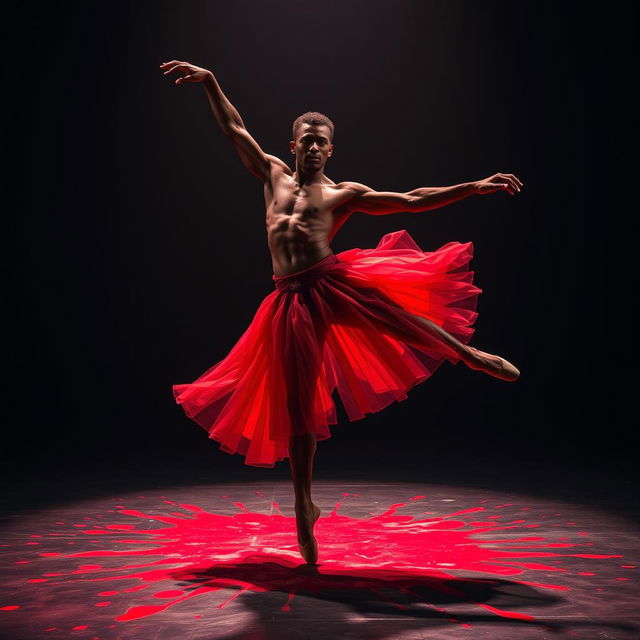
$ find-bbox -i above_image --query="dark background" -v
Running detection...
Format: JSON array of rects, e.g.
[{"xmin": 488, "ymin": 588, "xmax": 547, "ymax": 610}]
[{"xmin": 5, "ymin": 2, "xmax": 638, "ymax": 505}]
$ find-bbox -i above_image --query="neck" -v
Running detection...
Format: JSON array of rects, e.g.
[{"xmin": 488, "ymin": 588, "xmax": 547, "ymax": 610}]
[{"xmin": 292, "ymin": 164, "xmax": 326, "ymax": 187}]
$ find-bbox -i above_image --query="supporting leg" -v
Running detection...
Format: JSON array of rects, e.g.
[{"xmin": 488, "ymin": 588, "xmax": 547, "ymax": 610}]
[
  {"xmin": 288, "ymin": 432, "xmax": 317, "ymax": 504},
  {"xmin": 283, "ymin": 298, "xmax": 328, "ymax": 564},
  {"xmin": 288, "ymin": 433, "xmax": 322, "ymax": 564}
]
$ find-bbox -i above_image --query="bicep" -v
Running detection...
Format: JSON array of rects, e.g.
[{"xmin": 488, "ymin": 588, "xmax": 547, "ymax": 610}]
[
  {"xmin": 225, "ymin": 123, "xmax": 270, "ymax": 182},
  {"xmin": 346, "ymin": 183, "xmax": 416, "ymax": 215}
]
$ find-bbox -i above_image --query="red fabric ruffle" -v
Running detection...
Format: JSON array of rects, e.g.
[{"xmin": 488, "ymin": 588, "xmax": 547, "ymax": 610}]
[{"xmin": 173, "ymin": 229, "xmax": 482, "ymax": 468}]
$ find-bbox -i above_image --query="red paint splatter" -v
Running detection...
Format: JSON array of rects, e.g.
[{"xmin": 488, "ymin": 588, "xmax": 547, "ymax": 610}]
[{"xmin": 7, "ymin": 494, "xmax": 627, "ymax": 631}]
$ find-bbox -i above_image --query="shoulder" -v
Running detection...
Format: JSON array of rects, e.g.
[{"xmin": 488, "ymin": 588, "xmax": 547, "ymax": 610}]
[
  {"xmin": 336, "ymin": 181, "xmax": 376, "ymax": 211},
  {"xmin": 337, "ymin": 181, "xmax": 375, "ymax": 196},
  {"xmin": 265, "ymin": 154, "xmax": 293, "ymax": 176},
  {"xmin": 330, "ymin": 181, "xmax": 375, "ymax": 216}
]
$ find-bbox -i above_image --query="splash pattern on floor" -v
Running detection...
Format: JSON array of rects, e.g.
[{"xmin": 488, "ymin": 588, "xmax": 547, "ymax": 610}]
[{"xmin": 2, "ymin": 489, "xmax": 635, "ymax": 637}]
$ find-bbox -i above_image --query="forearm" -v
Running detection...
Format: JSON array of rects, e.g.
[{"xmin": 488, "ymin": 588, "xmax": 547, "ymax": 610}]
[
  {"xmin": 202, "ymin": 72, "xmax": 247, "ymax": 134},
  {"xmin": 408, "ymin": 182, "xmax": 478, "ymax": 212}
]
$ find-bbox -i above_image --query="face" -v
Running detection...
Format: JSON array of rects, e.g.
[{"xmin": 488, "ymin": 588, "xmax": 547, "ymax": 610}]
[{"xmin": 290, "ymin": 124, "xmax": 333, "ymax": 172}]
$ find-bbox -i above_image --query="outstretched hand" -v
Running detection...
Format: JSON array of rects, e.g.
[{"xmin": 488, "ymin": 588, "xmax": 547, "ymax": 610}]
[
  {"xmin": 159, "ymin": 60, "xmax": 212, "ymax": 85},
  {"xmin": 475, "ymin": 173, "xmax": 523, "ymax": 196}
]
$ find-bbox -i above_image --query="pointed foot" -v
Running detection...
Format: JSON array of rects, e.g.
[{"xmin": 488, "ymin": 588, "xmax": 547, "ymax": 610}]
[
  {"xmin": 464, "ymin": 346, "xmax": 520, "ymax": 382},
  {"xmin": 295, "ymin": 502, "xmax": 321, "ymax": 564}
]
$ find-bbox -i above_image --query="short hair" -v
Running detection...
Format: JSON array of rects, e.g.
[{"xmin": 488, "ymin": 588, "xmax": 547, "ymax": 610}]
[{"xmin": 292, "ymin": 111, "xmax": 334, "ymax": 143}]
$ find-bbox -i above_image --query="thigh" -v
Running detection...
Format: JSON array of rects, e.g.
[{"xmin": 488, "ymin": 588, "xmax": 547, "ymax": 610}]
[
  {"xmin": 331, "ymin": 284, "xmax": 465, "ymax": 358},
  {"xmin": 284, "ymin": 293, "xmax": 331, "ymax": 430}
]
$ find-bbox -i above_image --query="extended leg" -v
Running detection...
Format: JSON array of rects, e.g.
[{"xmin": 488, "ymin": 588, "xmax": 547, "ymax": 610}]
[
  {"xmin": 406, "ymin": 311, "xmax": 520, "ymax": 382},
  {"xmin": 343, "ymin": 286, "xmax": 520, "ymax": 382}
]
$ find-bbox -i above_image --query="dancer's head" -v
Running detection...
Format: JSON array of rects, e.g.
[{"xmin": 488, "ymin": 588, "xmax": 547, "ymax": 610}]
[{"xmin": 290, "ymin": 112, "xmax": 334, "ymax": 176}]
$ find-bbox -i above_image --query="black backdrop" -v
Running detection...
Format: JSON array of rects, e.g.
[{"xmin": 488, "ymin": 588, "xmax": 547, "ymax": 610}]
[{"xmin": 5, "ymin": 1, "xmax": 638, "ymax": 489}]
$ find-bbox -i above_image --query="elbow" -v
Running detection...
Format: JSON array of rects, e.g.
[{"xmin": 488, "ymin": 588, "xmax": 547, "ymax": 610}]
[
  {"xmin": 224, "ymin": 121, "xmax": 249, "ymax": 138},
  {"xmin": 407, "ymin": 193, "xmax": 422, "ymax": 213},
  {"xmin": 223, "ymin": 122, "xmax": 241, "ymax": 136}
]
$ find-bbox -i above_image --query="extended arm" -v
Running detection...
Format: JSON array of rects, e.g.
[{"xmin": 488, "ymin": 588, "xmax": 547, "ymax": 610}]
[
  {"xmin": 203, "ymin": 73, "xmax": 272, "ymax": 182},
  {"xmin": 343, "ymin": 174, "xmax": 523, "ymax": 216},
  {"xmin": 160, "ymin": 60, "xmax": 273, "ymax": 182}
]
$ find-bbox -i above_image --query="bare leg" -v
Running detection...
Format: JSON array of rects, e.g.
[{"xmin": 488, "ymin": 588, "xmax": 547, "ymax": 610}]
[
  {"xmin": 402, "ymin": 310, "xmax": 520, "ymax": 383},
  {"xmin": 284, "ymin": 299, "xmax": 328, "ymax": 565},
  {"xmin": 288, "ymin": 433, "xmax": 322, "ymax": 564},
  {"xmin": 338, "ymin": 286, "xmax": 519, "ymax": 382}
]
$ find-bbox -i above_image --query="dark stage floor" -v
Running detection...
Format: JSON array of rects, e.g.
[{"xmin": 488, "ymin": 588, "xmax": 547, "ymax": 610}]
[{"xmin": 1, "ymin": 457, "xmax": 638, "ymax": 639}]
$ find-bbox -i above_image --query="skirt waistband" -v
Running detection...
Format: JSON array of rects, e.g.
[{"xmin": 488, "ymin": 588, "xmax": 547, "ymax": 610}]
[{"xmin": 272, "ymin": 253, "xmax": 339, "ymax": 292}]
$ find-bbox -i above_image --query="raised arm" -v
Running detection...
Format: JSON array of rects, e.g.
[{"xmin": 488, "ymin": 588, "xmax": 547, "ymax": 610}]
[
  {"xmin": 341, "ymin": 174, "xmax": 523, "ymax": 216},
  {"xmin": 159, "ymin": 60, "xmax": 273, "ymax": 183}
]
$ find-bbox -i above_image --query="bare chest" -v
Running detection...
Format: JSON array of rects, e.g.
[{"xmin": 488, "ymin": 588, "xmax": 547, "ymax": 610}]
[{"xmin": 264, "ymin": 178, "xmax": 349, "ymax": 231}]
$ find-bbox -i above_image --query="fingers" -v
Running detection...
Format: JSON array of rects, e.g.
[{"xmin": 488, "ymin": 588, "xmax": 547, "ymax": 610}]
[
  {"xmin": 496, "ymin": 173, "xmax": 524, "ymax": 196},
  {"xmin": 159, "ymin": 60, "xmax": 178, "ymax": 72},
  {"xmin": 159, "ymin": 60, "xmax": 191, "ymax": 77},
  {"xmin": 485, "ymin": 181, "xmax": 512, "ymax": 195},
  {"xmin": 162, "ymin": 63, "xmax": 186, "ymax": 76},
  {"xmin": 489, "ymin": 183, "xmax": 512, "ymax": 195},
  {"xmin": 479, "ymin": 173, "xmax": 525, "ymax": 197},
  {"xmin": 485, "ymin": 181, "xmax": 515, "ymax": 196},
  {"xmin": 503, "ymin": 182, "xmax": 515, "ymax": 196}
]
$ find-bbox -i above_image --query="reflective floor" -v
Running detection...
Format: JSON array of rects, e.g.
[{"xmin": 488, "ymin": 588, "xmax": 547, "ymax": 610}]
[{"xmin": 1, "ymin": 471, "xmax": 638, "ymax": 640}]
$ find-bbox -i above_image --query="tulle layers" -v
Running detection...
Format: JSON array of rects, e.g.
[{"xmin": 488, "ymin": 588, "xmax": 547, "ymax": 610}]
[{"xmin": 173, "ymin": 229, "xmax": 482, "ymax": 468}]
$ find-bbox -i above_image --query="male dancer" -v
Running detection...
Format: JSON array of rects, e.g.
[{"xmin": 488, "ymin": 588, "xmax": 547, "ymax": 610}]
[{"xmin": 161, "ymin": 60, "xmax": 523, "ymax": 564}]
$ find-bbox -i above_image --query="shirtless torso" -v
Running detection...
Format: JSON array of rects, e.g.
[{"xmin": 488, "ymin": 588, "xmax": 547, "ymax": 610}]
[{"xmin": 264, "ymin": 159, "xmax": 354, "ymax": 277}]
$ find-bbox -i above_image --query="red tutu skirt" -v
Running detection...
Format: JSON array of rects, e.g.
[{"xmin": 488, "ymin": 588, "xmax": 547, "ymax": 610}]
[{"xmin": 173, "ymin": 229, "xmax": 482, "ymax": 468}]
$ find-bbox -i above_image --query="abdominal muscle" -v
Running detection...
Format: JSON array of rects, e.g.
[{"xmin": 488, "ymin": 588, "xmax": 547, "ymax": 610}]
[{"xmin": 267, "ymin": 212, "xmax": 335, "ymax": 277}]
